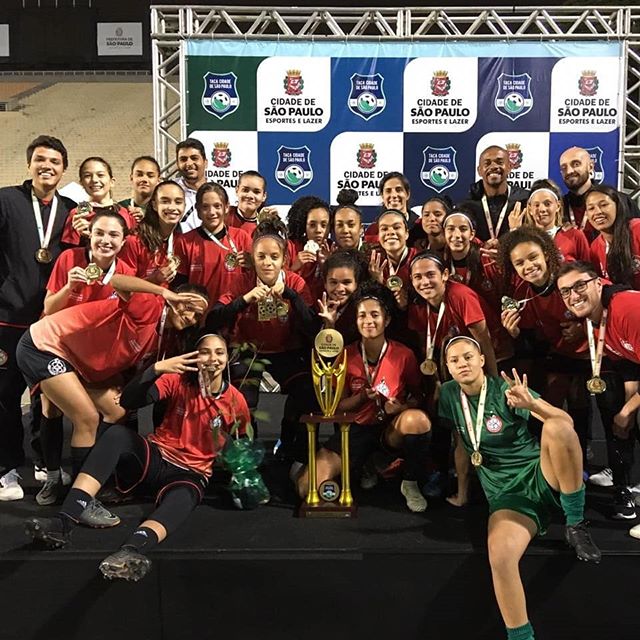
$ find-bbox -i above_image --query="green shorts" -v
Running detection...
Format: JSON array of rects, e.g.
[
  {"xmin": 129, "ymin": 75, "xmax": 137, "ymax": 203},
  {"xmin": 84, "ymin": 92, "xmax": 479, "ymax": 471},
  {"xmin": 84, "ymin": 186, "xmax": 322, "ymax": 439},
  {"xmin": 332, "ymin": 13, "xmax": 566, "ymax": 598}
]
[{"xmin": 487, "ymin": 459, "xmax": 561, "ymax": 536}]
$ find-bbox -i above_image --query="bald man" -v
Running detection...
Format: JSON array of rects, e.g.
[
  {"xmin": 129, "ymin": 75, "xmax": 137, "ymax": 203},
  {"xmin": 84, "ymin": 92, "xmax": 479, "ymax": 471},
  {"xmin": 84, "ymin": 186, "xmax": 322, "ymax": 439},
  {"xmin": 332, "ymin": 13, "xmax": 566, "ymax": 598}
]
[
  {"xmin": 559, "ymin": 146, "xmax": 639, "ymax": 233},
  {"xmin": 461, "ymin": 145, "xmax": 529, "ymax": 243}
]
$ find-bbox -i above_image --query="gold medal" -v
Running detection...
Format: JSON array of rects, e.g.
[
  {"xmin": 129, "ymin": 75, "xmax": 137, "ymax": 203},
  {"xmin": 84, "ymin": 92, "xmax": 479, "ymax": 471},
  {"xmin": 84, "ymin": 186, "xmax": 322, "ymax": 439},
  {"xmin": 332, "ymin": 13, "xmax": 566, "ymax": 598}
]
[
  {"xmin": 84, "ymin": 262, "xmax": 103, "ymax": 284},
  {"xmin": 586, "ymin": 376, "xmax": 607, "ymax": 394},
  {"xmin": 224, "ymin": 252, "xmax": 238, "ymax": 270},
  {"xmin": 276, "ymin": 300, "xmax": 289, "ymax": 317},
  {"xmin": 501, "ymin": 296, "xmax": 521, "ymax": 312},
  {"xmin": 386, "ymin": 275, "xmax": 403, "ymax": 292},
  {"xmin": 257, "ymin": 298, "xmax": 278, "ymax": 321},
  {"xmin": 35, "ymin": 248, "xmax": 52, "ymax": 264},
  {"xmin": 420, "ymin": 359, "xmax": 437, "ymax": 376},
  {"xmin": 470, "ymin": 451, "xmax": 483, "ymax": 467},
  {"xmin": 76, "ymin": 201, "xmax": 92, "ymax": 216}
]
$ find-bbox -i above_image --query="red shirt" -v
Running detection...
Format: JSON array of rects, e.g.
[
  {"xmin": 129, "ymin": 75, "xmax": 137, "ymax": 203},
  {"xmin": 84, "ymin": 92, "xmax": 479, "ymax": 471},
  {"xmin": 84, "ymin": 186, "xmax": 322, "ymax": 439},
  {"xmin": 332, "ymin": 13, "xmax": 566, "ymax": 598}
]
[
  {"xmin": 596, "ymin": 290, "xmax": 640, "ymax": 363},
  {"xmin": 408, "ymin": 280, "xmax": 486, "ymax": 352},
  {"xmin": 226, "ymin": 205, "xmax": 258, "ymax": 235},
  {"xmin": 149, "ymin": 377, "xmax": 250, "ymax": 476},
  {"xmin": 590, "ymin": 219, "xmax": 640, "ymax": 290},
  {"xmin": 344, "ymin": 340, "xmax": 421, "ymax": 425},
  {"xmin": 175, "ymin": 227, "xmax": 252, "ymax": 309},
  {"xmin": 30, "ymin": 293, "xmax": 165, "ymax": 382},
  {"xmin": 46, "ymin": 248, "xmax": 134, "ymax": 308},
  {"xmin": 554, "ymin": 227, "xmax": 590, "ymax": 263},
  {"xmin": 511, "ymin": 278, "xmax": 587, "ymax": 356},
  {"xmin": 118, "ymin": 234, "xmax": 172, "ymax": 280},
  {"xmin": 447, "ymin": 252, "xmax": 502, "ymax": 311},
  {"xmin": 218, "ymin": 270, "xmax": 313, "ymax": 353},
  {"xmin": 61, "ymin": 204, "xmax": 137, "ymax": 246}
]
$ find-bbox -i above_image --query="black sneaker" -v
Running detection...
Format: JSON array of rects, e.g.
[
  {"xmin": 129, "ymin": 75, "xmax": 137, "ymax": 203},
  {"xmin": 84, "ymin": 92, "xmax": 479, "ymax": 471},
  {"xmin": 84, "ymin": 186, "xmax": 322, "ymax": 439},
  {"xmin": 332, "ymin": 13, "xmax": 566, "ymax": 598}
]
[
  {"xmin": 99, "ymin": 547, "xmax": 151, "ymax": 582},
  {"xmin": 25, "ymin": 517, "xmax": 71, "ymax": 550},
  {"xmin": 612, "ymin": 488, "xmax": 637, "ymax": 520},
  {"xmin": 565, "ymin": 521, "xmax": 601, "ymax": 563},
  {"xmin": 77, "ymin": 499, "xmax": 121, "ymax": 528},
  {"xmin": 35, "ymin": 479, "xmax": 64, "ymax": 506}
]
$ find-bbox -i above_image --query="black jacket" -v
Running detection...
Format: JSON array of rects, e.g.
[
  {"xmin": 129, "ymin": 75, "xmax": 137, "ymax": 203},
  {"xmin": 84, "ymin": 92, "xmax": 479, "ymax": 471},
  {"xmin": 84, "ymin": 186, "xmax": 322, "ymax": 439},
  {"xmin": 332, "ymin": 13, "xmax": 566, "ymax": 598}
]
[{"xmin": 0, "ymin": 180, "xmax": 75, "ymax": 325}]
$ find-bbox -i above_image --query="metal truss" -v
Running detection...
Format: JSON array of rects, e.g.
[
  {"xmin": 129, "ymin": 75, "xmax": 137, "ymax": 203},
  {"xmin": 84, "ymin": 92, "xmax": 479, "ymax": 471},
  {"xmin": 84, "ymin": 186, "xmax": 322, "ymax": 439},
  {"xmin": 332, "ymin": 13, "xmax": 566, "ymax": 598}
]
[{"xmin": 151, "ymin": 5, "xmax": 640, "ymax": 197}]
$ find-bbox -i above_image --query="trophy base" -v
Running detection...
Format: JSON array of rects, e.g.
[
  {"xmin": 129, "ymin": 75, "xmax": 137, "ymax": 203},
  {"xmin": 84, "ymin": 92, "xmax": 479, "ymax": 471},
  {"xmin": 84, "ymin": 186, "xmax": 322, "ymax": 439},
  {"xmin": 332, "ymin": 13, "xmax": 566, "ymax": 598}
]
[{"xmin": 297, "ymin": 501, "xmax": 358, "ymax": 518}]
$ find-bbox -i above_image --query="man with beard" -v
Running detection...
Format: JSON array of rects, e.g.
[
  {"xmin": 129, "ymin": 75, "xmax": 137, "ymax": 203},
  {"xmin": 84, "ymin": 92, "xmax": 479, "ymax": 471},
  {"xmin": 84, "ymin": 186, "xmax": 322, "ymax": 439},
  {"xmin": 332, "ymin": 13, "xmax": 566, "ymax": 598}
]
[
  {"xmin": 559, "ymin": 146, "xmax": 639, "ymax": 234},
  {"xmin": 175, "ymin": 138, "xmax": 208, "ymax": 233},
  {"xmin": 461, "ymin": 145, "xmax": 529, "ymax": 244},
  {"xmin": 0, "ymin": 135, "xmax": 75, "ymax": 500}
]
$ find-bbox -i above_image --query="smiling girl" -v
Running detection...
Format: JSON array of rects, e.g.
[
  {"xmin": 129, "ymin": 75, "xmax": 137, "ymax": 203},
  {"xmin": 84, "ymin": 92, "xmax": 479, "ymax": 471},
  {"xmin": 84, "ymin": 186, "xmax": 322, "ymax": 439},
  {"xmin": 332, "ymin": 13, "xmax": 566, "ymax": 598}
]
[
  {"xmin": 118, "ymin": 156, "xmax": 161, "ymax": 223},
  {"xmin": 332, "ymin": 188, "xmax": 364, "ymax": 252}
]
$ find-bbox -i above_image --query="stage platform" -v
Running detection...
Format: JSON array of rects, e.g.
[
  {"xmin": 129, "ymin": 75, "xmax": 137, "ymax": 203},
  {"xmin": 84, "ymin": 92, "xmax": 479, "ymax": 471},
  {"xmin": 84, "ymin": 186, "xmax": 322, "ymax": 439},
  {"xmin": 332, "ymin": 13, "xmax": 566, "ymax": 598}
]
[{"xmin": 1, "ymin": 397, "xmax": 639, "ymax": 640}]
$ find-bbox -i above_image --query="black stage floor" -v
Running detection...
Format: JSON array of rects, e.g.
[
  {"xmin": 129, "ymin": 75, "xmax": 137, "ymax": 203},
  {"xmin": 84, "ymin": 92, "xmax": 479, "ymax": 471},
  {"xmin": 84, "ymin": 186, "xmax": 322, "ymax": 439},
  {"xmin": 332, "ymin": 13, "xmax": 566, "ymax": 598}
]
[{"xmin": 1, "ymin": 396, "xmax": 640, "ymax": 640}]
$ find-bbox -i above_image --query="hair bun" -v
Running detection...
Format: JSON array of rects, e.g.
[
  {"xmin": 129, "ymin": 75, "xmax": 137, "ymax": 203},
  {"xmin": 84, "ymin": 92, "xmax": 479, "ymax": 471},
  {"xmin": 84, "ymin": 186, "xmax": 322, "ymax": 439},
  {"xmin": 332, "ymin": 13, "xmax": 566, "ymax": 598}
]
[{"xmin": 337, "ymin": 188, "xmax": 359, "ymax": 207}]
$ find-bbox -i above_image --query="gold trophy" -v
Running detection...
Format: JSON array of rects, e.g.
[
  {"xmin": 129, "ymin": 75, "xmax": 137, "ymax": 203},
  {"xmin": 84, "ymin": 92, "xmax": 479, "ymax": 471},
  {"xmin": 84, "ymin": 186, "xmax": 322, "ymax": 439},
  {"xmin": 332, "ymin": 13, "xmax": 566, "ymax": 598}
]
[{"xmin": 299, "ymin": 328, "xmax": 357, "ymax": 518}]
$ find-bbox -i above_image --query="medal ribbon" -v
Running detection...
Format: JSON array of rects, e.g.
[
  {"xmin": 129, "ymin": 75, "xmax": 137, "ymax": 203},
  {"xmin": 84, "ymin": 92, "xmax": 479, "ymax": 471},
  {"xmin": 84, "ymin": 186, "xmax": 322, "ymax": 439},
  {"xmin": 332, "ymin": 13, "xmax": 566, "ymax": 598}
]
[
  {"xmin": 31, "ymin": 191, "xmax": 59, "ymax": 250},
  {"xmin": 202, "ymin": 226, "xmax": 238, "ymax": 254},
  {"xmin": 459, "ymin": 377, "xmax": 488, "ymax": 456},
  {"xmin": 166, "ymin": 231, "xmax": 176, "ymax": 258},
  {"xmin": 361, "ymin": 340, "xmax": 389, "ymax": 417},
  {"xmin": 481, "ymin": 185, "xmax": 510, "ymax": 240},
  {"xmin": 87, "ymin": 250, "xmax": 117, "ymax": 284},
  {"xmin": 425, "ymin": 302, "xmax": 446, "ymax": 362},
  {"xmin": 586, "ymin": 309, "xmax": 607, "ymax": 380},
  {"xmin": 568, "ymin": 206, "xmax": 588, "ymax": 230},
  {"xmin": 387, "ymin": 246, "xmax": 408, "ymax": 278},
  {"xmin": 156, "ymin": 306, "xmax": 170, "ymax": 361},
  {"xmin": 449, "ymin": 258, "xmax": 471, "ymax": 284}
]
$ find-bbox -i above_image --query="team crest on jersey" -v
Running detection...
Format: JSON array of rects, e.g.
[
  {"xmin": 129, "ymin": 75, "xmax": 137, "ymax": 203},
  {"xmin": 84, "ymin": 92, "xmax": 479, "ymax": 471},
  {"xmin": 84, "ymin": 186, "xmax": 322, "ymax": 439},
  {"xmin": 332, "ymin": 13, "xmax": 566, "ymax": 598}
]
[
  {"xmin": 622, "ymin": 340, "xmax": 635, "ymax": 353},
  {"xmin": 212, "ymin": 142, "xmax": 232, "ymax": 168},
  {"xmin": 506, "ymin": 143, "xmax": 523, "ymax": 170},
  {"xmin": 357, "ymin": 143, "xmax": 377, "ymax": 169},
  {"xmin": 486, "ymin": 414, "xmax": 503, "ymax": 433},
  {"xmin": 348, "ymin": 73, "xmax": 386, "ymax": 121},
  {"xmin": 47, "ymin": 358, "xmax": 67, "ymax": 376},
  {"xmin": 579, "ymin": 70, "xmax": 598, "ymax": 97},
  {"xmin": 202, "ymin": 72, "xmax": 239, "ymax": 119},
  {"xmin": 284, "ymin": 69, "xmax": 304, "ymax": 96},
  {"xmin": 481, "ymin": 278, "xmax": 494, "ymax": 292},
  {"xmin": 275, "ymin": 145, "xmax": 313, "ymax": 193},
  {"xmin": 431, "ymin": 70, "xmax": 451, "ymax": 97},
  {"xmin": 0, "ymin": 349, "xmax": 7, "ymax": 366},
  {"xmin": 585, "ymin": 146, "xmax": 605, "ymax": 184},
  {"xmin": 495, "ymin": 73, "xmax": 533, "ymax": 121},
  {"xmin": 420, "ymin": 146, "xmax": 458, "ymax": 193}
]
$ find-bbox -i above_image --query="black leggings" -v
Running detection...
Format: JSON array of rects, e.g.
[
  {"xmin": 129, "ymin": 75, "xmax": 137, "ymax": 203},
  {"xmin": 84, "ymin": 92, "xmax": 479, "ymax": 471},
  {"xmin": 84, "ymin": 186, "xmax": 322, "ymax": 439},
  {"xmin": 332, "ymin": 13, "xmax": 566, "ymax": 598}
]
[{"xmin": 82, "ymin": 425, "xmax": 204, "ymax": 535}]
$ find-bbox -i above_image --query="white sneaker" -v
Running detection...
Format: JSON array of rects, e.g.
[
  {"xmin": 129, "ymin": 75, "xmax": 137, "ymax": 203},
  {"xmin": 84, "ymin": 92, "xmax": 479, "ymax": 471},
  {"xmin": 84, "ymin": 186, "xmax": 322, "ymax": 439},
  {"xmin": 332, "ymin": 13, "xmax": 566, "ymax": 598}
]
[
  {"xmin": 0, "ymin": 469, "xmax": 24, "ymax": 501},
  {"xmin": 34, "ymin": 466, "xmax": 71, "ymax": 486},
  {"xmin": 630, "ymin": 523, "xmax": 640, "ymax": 540},
  {"xmin": 400, "ymin": 480, "xmax": 427, "ymax": 513},
  {"xmin": 588, "ymin": 468, "xmax": 613, "ymax": 487}
]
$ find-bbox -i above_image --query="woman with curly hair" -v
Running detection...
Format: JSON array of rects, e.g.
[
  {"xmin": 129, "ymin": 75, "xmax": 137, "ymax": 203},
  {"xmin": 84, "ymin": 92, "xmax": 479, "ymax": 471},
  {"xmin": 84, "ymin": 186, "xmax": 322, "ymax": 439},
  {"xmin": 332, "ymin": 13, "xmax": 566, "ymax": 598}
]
[{"xmin": 586, "ymin": 184, "xmax": 640, "ymax": 290}]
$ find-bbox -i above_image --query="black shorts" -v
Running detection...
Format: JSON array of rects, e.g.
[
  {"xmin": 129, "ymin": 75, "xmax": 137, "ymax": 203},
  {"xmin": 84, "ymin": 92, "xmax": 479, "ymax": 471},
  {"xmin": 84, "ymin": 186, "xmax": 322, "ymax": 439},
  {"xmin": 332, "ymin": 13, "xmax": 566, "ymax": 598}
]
[
  {"xmin": 602, "ymin": 356, "xmax": 640, "ymax": 383},
  {"xmin": 116, "ymin": 435, "xmax": 208, "ymax": 504},
  {"xmin": 323, "ymin": 422, "xmax": 398, "ymax": 469},
  {"xmin": 15, "ymin": 330, "xmax": 75, "ymax": 388}
]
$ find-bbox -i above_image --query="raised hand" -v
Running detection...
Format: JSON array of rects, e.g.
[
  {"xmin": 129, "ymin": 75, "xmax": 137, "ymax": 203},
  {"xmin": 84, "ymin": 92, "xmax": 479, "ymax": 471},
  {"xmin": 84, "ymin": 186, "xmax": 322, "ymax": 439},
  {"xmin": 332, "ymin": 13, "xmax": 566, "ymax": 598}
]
[
  {"xmin": 154, "ymin": 350, "xmax": 200, "ymax": 375},
  {"xmin": 501, "ymin": 368, "xmax": 534, "ymax": 410}
]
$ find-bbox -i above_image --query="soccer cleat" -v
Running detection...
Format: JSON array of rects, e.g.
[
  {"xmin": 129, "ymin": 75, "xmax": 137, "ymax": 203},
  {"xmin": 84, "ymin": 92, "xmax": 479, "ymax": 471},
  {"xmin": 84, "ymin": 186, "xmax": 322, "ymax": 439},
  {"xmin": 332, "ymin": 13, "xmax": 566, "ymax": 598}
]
[
  {"xmin": 588, "ymin": 468, "xmax": 613, "ymax": 487},
  {"xmin": 35, "ymin": 478, "xmax": 64, "ymax": 506},
  {"xmin": 34, "ymin": 466, "xmax": 72, "ymax": 486},
  {"xmin": 565, "ymin": 521, "xmax": 601, "ymax": 563},
  {"xmin": 25, "ymin": 517, "xmax": 71, "ymax": 550},
  {"xmin": 99, "ymin": 547, "xmax": 151, "ymax": 582},
  {"xmin": 0, "ymin": 469, "xmax": 24, "ymax": 501},
  {"xmin": 400, "ymin": 480, "xmax": 427, "ymax": 513},
  {"xmin": 77, "ymin": 499, "xmax": 121, "ymax": 528},
  {"xmin": 611, "ymin": 488, "xmax": 637, "ymax": 520}
]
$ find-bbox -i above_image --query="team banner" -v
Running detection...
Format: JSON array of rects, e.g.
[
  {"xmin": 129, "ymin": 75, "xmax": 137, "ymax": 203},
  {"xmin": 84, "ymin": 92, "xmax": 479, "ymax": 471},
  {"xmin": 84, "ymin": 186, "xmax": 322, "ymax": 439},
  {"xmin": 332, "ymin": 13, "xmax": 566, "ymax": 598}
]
[{"xmin": 186, "ymin": 40, "xmax": 623, "ymax": 220}]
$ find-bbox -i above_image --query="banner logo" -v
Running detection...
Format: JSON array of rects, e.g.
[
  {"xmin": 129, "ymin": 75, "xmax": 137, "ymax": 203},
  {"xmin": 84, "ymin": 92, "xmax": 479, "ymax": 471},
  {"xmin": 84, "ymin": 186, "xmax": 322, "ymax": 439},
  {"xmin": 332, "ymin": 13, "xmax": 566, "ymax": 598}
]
[
  {"xmin": 275, "ymin": 146, "xmax": 313, "ymax": 192},
  {"xmin": 420, "ymin": 147, "xmax": 458, "ymax": 193},
  {"xmin": 579, "ymin": 70, "xmax": 599, "ymax": 97},
  {"xmin": 506, "ymin": 143, "xmax": 523, "ymax": 170},
  {"xmin": 348, "ymin": 73, "xmax": 386, "ymax": 121},
  {"xmin": 430, "ymin": 70, "xmax": 451, "ymax": 97},
  {"xmin": 585, "ymin": 146, "xmax": 605, "ymax": 184},
  {"xmin": 211, "ymin": 142, "xmax": 232, "ymax": 168},
  {"xmin": 495, "ymin": 73, "xmax": 533, "ymax": 121},
  {"xmin": 202, "ymin": 72, "xmax": 239, "ymax": 119},
  {"xmin": 284, "ymin": 69, "xmax": 304, "ymax": 96},
  {"xmin": 356, "ymin": 143, "xmax": 377, "ymax": 170}
]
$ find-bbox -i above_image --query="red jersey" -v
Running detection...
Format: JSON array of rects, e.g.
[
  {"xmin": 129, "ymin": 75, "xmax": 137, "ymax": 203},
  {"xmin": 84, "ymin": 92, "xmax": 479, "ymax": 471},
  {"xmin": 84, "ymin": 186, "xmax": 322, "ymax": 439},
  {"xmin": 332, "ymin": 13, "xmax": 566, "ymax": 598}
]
[
  {"xmin": 590, "ymin": 219, "xmax": 640, "ymax": 290},
  {"xmin": 408, "ymin": 280, "xmax": 486, "ymax": 352},
  {"xmin": 218, "ymin": 270, "xmax": 313, "ymax": 353},
  {"xmin": 226, "ymin": 205, "xmax": 258, "ymax": 235},
  {"xmin": 510, "ymin": 278, "xmax": 587, "ymax": 356},
  {"xmin": 344, "ymin": 340, "xmax": 421, "ymax": 425},
  {"xmin": 286, "ymin": 239, "xmax": 326, "ymax": 301},
  {"xmin": 596, "ymin": 290, "xmax": 640, "ymax": 363},
  {"xmin": 46, "ymin": 248, "xmax": 134, "ymax": 308},
  {"xmin": 175, "ymin": 227, "xmax": 252, "ymax": 309},
  {"xmin": 554, "ymin": 227, "xmax": 590, "ymax": 263},
  {"xmin": 30, "ymin": 293, "xmax": 165, "ymax": 382},
  {"xmin": 447, "ymin": 252, "xmax": 502, "ymax": 311},
  {"xmin": 149, "ymin": 376, "xmax": 250, "ymax": 476},
  {"xmin": 118, "ymin": 233, "xmax": 173, "ymax": 281},
  {"xmin": 61, "ymin": 204, "xmax": 136, "ymax": 246}
]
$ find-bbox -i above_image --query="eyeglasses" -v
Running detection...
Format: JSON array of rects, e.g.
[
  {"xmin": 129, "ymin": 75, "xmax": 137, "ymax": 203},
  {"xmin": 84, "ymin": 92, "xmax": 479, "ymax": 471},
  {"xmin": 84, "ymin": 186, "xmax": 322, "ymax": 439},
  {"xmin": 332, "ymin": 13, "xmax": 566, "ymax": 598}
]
[{"xmin": 558, "ymin": 277, "xmax": 598, "ymax": 299}]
